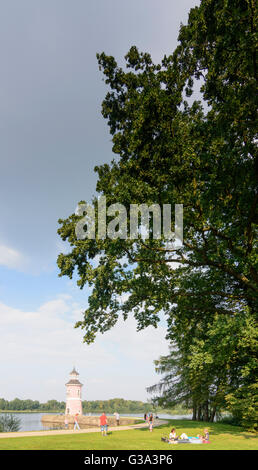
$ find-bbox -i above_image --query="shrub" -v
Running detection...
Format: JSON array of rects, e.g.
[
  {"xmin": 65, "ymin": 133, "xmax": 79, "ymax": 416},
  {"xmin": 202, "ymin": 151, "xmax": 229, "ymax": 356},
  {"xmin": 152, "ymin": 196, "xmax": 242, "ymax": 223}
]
[{"xmin": 0, "ymin": 414, "xmax": 21, "ymax": 432}]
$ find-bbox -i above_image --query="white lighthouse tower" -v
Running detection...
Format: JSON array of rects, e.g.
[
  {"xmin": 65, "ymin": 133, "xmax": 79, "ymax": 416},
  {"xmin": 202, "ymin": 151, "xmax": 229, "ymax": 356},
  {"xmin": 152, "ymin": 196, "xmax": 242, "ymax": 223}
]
[{"xmin": 65, "ymin": 367, "xmax": 83, "ymax": 415}]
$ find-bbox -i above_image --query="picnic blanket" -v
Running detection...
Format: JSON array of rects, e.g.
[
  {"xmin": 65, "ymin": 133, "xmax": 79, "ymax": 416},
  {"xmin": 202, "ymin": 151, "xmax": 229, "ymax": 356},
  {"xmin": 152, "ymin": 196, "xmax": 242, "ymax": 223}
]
[{"xmin": 162, "ymin": 436, "xmax": 209, "ymax": 445}]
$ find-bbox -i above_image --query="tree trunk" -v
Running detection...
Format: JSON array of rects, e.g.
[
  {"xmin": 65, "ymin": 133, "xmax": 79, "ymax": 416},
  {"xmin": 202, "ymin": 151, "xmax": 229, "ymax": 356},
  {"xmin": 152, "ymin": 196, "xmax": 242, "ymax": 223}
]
[
  {"xmin": 209, "ymin": 407, "xmax": 217, "ymax": 422},
  {"xmin": 192, "ymin": 405, "xmax": 197, "ymax": 421},
  {"xmin": 197, "ymin": 405, "xmax": 202, "ymax": 421},
  {"xmin": 203, "ymin": 401, "xmax": 209, "ymax": 422}
]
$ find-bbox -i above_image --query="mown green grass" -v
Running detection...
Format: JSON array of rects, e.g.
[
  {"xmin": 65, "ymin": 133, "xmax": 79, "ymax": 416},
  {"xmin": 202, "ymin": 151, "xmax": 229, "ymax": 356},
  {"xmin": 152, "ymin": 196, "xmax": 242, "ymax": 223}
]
[{"xmin": 0, "ymin": 420, "xmax": 257, "ymax": 450}]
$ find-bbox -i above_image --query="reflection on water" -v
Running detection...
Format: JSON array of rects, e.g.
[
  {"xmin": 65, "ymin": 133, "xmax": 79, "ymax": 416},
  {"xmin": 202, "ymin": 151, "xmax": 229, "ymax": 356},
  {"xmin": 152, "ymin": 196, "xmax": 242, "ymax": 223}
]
[{"xmin": 0, "ymin": 412, "xmax": 192, "ymax": 432}]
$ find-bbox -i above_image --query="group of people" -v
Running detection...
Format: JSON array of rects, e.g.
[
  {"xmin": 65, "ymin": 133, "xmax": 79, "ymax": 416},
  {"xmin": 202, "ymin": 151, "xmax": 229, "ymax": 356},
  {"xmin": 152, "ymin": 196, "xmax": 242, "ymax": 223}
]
[
  {"xmin": 64, "ymin": 411, "xmax": 120, "ymax": 434},
  {"xmin": 144, "ymin": 413, "xmax": 155, "ymax": 432},
  {"xmin": 167, "ymin": 427, "xmax": 210, "ymax": 444},
  {"xmin": 69, "ymin": 411, "xmax": 156, "ymax": 434},
  {"xmin": 100, "ymin": 412, "xmax": 121, "ymax": 435},
  {"xmin": 65, "ymin": 413, "xmax": 210, "ymax": 444},
  {"xmin": 66, "ymin": 412, "xmax": 120, "ymax": 435},
  {"xmin": 99, "ymin": 412, "xmax": 120, "ymax": 436},
  {"xmin": 69, "ymin": 411, "xmax": 156, "ymax": 435},
  {"xmin": 64, "ymin": 413, "xmax": 80, "ymax": 430}
]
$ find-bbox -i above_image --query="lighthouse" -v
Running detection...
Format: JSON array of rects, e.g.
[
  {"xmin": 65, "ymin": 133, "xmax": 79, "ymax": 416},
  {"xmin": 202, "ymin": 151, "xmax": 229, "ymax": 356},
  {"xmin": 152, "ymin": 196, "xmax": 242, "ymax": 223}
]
[{"xmin": 65, "ymin": 367, "xmax": 83, "ymax": 415}]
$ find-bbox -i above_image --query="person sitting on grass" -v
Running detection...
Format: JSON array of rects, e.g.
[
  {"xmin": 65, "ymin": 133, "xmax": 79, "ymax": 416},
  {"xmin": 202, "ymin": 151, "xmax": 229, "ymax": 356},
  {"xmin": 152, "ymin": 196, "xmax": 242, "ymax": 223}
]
[
  {"xmin": 196, "ymin": 428, "xmax": 210, "ymax": 441},
  {"xmin": 162, "ymin": 429, "xmax": 189, "ymax": 444},
  {"xmin": 169, "ymin": 428, "xmax": 178, "ymax": 442},
  {"xmin": 202, "ymin": 428, "xmax": 210, "ymax": 443}
]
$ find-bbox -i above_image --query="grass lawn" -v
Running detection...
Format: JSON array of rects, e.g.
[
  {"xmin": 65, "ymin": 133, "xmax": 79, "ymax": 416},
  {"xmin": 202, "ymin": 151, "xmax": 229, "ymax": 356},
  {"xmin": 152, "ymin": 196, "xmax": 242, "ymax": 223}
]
[{"xmin": 0, "ymin": 420, "xmax": 257, "ymax": 450}]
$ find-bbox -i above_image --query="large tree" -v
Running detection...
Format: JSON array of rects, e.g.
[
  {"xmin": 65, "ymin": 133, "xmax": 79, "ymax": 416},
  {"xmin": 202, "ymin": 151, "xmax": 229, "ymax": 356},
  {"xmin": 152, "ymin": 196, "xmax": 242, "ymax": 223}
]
[
  {"xmin": 57, "ymin": 0, "xmax": 257, "ymax": 427},
  {"xmin": 58, "ymin": 0, "xmax": 257, "ymax": 344}
]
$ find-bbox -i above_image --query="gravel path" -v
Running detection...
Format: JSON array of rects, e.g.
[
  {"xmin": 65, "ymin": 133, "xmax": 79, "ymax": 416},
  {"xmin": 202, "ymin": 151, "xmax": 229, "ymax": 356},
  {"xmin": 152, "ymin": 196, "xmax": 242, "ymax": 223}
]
[{"xmin": 0, "ymin": 419, "xmax": 168, "ymax": 439}]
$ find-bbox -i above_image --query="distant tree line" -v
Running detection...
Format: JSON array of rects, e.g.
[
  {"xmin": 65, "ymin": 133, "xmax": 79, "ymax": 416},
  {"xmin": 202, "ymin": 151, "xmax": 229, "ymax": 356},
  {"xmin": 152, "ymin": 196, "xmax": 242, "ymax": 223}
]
[
  {"xmin": 0, "ymin": 398, "xmax": 152, "ymax": 413},
  {"xmin": 82, "ymin": 398, "xmax": 151, "ymax": 413},
  {"xmin": 0, "ymin": 398, "xmax": 65, "ymax": 411}
]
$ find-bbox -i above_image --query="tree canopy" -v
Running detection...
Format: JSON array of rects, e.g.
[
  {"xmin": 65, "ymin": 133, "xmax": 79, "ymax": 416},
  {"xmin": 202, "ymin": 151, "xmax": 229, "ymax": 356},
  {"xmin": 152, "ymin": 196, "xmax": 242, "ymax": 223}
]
[{"xmin": 57, "ymin": 0, "xmax": 257, "ymax": 427}]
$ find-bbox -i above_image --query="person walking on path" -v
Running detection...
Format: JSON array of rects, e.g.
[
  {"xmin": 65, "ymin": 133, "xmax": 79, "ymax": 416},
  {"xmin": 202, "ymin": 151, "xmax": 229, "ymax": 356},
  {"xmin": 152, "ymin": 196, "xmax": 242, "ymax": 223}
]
[
  {"xmin": 149, "ymin": 413, "xmax": 154, "ymax": 432},
  {"xmin": 100, "ymin": 412, "xmax": 108, "ymax": 436},
  {"xmin": 64, "ymin": 416, "xmax": 69, "ymax": 429},
  {"xmin": 114, "ymin": 412, "xmax": 120, "ymax": 426},
  {"xmin": 73, "ymin": 413, "xmax": 80, "ymax": 431}
]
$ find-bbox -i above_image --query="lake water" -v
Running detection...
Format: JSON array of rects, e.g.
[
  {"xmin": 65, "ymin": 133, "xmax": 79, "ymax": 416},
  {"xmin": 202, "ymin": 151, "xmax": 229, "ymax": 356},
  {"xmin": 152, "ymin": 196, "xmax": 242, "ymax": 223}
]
[{"xmin": 0, "ymin": 412, "xmax": 191, "ymax": 432}]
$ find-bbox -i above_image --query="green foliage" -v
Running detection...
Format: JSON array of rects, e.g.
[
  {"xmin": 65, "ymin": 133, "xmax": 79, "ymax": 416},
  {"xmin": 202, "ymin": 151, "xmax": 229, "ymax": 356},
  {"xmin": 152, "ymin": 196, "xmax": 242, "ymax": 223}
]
[
  {"xmin": 57, "ymin": 0, "xmax": 257, "ymax": 342},
  {"xmin": 148, "ymin": 305, "xmax": 258, "ymax": 427},
  {"xmin": 225, "ymin": 382, "xmax": 258, "ymax": 431},
  {"xmin": 82, "ymin": 398, "xmax": 151, "ymax": 413},
  {"xmin": 0, "ymin": 414, "xmax": 21, "ymax": 432},
  {"xmin": 0, "ymin": 398, "xmax": 65, "ymax": 412}
]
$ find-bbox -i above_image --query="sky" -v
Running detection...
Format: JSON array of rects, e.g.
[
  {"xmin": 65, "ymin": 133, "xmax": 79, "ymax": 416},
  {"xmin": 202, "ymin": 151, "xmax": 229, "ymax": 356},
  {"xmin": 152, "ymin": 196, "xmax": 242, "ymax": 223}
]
[{"xmin": 0, "ymin": 0, "xmax": 200, "ymax": 403}]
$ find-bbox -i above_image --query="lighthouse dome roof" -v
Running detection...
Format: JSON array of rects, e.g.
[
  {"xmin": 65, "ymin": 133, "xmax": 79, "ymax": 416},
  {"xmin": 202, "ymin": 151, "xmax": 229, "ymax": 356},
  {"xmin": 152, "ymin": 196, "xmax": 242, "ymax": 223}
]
[{"xmin": 65, "ymin": 378, "xmax": 83, "ymax": 386}]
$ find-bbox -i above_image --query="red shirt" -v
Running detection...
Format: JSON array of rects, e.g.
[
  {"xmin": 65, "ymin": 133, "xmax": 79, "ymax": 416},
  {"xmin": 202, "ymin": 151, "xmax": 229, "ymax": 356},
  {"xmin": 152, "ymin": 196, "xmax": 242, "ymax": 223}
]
[{"xmin": 100, "ymin": 414, "xmax": 107, "ymax": 425}]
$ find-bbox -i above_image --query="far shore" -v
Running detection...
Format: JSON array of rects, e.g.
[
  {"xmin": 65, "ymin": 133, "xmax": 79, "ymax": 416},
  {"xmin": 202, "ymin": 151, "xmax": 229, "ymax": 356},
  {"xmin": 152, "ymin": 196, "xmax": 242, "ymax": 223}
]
[
  {"xmin": 0, "ymin": 410, "xmax": 61, "ymax": 414},
  {"xmin": 0, "ymin": 408, "xmax": 192, "ymax": 415}
]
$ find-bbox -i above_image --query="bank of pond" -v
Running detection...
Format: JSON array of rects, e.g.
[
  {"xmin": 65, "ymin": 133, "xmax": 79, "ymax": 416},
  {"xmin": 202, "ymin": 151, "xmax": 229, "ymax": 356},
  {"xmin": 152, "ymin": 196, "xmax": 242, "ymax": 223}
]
[{"xmin": 0, "ymin": 412, "xmax": 191, "ymax": 432}]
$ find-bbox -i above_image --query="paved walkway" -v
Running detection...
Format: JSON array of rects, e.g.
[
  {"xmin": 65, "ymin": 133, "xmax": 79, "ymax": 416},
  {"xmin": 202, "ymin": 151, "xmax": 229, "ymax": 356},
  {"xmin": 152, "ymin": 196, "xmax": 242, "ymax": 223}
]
[{"xmin": 0, "ymin": 419, "xmax": 168, "ymax": 439}]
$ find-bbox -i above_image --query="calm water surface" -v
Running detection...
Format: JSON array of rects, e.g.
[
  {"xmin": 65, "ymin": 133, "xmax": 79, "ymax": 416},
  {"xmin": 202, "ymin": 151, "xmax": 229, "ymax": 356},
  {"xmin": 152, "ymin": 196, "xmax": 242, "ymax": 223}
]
[{"xmin": 0, "ymin": 412, "xmax": 191, "ymax": 432}]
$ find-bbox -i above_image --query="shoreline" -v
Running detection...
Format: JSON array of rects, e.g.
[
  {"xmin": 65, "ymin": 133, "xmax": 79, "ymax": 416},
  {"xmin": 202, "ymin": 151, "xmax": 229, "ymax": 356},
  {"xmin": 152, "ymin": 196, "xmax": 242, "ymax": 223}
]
[
  {"xmin": 0, "ymin": 419, "xmax": 167, "ymax": 439},
  {"xmin": 0, "ymin": 409, "xmax": 192, "ymax": 415}
]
